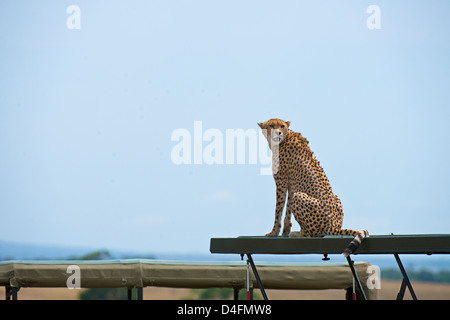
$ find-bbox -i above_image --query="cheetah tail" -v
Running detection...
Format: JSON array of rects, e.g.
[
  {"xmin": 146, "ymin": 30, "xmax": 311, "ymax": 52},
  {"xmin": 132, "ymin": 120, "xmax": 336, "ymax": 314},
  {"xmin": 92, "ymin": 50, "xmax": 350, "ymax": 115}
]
[{"xmin": 343, "ymin": 230, "xmax": 369, "ymax": 257}]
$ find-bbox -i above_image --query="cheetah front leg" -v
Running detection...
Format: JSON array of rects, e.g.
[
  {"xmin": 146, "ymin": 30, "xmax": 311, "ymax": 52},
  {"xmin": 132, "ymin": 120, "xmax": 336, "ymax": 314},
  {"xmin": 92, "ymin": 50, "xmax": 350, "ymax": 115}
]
[
  {"xmin": 281, "ymin": 192, "xmax": 293, "ymax": 236},
  {"xmin": 265, "ymin": 183, "xmax": 287, "ymax": 236}
]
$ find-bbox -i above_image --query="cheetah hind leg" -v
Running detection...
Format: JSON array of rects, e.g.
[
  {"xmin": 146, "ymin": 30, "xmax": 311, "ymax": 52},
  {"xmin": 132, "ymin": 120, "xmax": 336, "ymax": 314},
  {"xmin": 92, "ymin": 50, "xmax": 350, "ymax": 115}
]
[{"xmin": 288, "ymin": 192, "xmax": 320, "ymax": 238}]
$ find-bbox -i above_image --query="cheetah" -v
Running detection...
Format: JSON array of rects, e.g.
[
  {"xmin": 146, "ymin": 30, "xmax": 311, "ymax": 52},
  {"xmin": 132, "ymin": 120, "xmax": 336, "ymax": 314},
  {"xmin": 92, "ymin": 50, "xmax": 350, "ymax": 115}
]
[{"xmin": 258, "ymin": 118, "xmax": 368, "ymax": 257}]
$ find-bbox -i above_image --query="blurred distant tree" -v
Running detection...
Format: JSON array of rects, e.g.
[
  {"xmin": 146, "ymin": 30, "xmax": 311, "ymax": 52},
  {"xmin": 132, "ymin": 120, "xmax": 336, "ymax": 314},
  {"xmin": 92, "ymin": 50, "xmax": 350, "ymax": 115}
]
[
  {"xmin": 79, "ymin": 249, "xmax": 112, "ymax": 260},
  {"xmin": 382, "ymin": 268, "xmax": 450, "ymax": 283}
]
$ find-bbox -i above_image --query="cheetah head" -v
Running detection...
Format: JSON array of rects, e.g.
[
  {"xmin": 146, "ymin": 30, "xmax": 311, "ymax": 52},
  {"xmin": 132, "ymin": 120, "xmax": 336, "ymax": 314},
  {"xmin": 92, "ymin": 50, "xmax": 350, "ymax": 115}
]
[{"xmin": 257, "ymin": 118, "xmax": 291, "ymax": 148}]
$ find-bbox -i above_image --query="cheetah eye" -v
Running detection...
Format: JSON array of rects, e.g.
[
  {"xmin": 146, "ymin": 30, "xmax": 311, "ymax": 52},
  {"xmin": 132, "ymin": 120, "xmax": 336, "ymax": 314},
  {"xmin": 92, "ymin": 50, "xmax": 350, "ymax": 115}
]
[
  {"xmin": 269, "ymin": 125, "xmax": 274, "ymax": 129},
  {"xmin": 281, "ymin": 125, "xmax": 285, "ymax": 128}
]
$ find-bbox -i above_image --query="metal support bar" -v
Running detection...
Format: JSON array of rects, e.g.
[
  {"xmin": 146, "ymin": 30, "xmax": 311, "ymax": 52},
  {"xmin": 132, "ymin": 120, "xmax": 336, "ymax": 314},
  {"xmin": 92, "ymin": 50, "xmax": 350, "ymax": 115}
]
[
  {"xmin": 394, "ymin": 253, "xmax": 417, "ymax": 300},
  {"xmin": 5, "ymin": 286, "xmax": 18, "ymax": 300},
  {"xmin": 246, "ymin": 254, "xmax": 268, "ymax": 301},
  {"xmin": 396, "ymin": 278, "xmax": 407, "ymax": 300},
  {"xmin": 346, "ymin": 256, "xmax": 367, "ymax": 300}
]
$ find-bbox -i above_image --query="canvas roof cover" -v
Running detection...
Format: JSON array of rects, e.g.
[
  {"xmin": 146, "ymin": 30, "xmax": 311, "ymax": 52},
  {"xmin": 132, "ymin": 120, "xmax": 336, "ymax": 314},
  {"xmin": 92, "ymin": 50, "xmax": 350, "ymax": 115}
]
[{"xmin": 0, "ymin": 259, "xmax": 377, "ymax": 299}]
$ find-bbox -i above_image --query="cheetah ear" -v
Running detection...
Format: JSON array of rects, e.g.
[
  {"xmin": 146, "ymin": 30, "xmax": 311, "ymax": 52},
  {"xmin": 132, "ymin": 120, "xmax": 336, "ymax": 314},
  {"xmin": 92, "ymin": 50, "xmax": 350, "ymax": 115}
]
[
  {"xmin": 257, "ymin": 122, "xmax": 264, "ymax": 129},
  {"xmin": 286, "ymin": 121, "xmax": 291, "ymax": 128}
]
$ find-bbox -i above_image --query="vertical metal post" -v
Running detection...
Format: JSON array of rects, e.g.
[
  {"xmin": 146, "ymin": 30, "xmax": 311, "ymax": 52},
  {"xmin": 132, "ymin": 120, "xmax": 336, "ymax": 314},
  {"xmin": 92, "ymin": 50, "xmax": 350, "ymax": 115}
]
[
  {"xmin": 394, "ymin": 253, "xmax": 417, "ymax": 300},
  {"xmin": 127, "ymin": 287, "xmax": 133, "ymax": 300},
  {"xmin": 233, "ymin": 287, "xmax": 239, "ymax": 300},
  {"xmin": 352, "ymin": 271, "xmax": 356, "ymax": 300},
  {"xmin": 5, "ymin": 286, "xmax": 18, "ymax": 300},
  {"xmin": 12, "ymin": 287, "xmax": 18, "ymax": 300},
  {"xmin": 137, "ymin": 287, "xmax": 143, "ymax": 300},
  {"xmin": 346, "ymin": 256, "xmax": 367, "ymax": 300},
  {"xmin": 246, "ymin": 254, "xmax": 268, "ymax": 300},
  {"xmin": 246, "ymin": 258, "xmax": 250, "ymax": 300}
]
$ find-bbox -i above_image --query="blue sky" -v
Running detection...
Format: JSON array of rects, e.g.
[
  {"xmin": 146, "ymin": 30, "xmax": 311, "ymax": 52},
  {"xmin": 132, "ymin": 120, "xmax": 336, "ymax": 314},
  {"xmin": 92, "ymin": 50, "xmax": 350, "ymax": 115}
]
[{"xmin": 0, "ymin": 1, "xmax": 449, "ymax": 255}]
